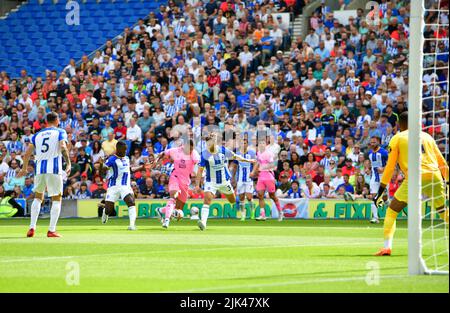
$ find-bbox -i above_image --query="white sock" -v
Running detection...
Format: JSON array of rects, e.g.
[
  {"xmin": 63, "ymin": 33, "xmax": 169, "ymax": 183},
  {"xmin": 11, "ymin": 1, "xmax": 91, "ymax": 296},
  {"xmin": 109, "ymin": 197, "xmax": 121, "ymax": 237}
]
[
  {"xmin": 128, "ymin": 206, "xmax": 136, "ymax": 227},
  {"xmin": 239, "ymin": 202, "xmax": 245, "ymax": 213},
  {"xmin": 371, "ymin": 204, "xmax": 379, "ymax": 219},
  {"xmin": 49, "ymin": 201, "xmax": 61, "ymax": 232},
  {"xmin": 384, "ymin": 238, "xmax": 393, "ymax": 249},
  {"xmin": 201, "ymin": 204, "xmax": 210, "ymax": 225},
  {"xmin": 30, "ymin": 199, "xmax": 42, "ymax": 229}
]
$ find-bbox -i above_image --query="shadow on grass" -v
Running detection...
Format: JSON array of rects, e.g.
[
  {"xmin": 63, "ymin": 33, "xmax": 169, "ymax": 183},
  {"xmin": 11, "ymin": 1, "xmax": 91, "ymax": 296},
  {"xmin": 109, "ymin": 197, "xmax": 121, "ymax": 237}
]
[
  {"xmin": 225, "ymin": 266, "xmax": 407, "ymax": 282},
  {"xmin": 316, "ymin": 254, "xmax": 407, "ymax": 258},
  {"xmin": 0, "ymin": 237, "xmax": 31, "ymax": 240}
]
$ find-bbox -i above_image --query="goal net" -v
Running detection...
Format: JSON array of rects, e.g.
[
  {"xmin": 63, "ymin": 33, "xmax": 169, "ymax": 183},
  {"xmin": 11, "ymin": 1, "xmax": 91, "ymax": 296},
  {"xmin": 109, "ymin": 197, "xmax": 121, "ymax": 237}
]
[{"xmin": 408, "ymin": 0, "xmax": 449, "ymax": 275}]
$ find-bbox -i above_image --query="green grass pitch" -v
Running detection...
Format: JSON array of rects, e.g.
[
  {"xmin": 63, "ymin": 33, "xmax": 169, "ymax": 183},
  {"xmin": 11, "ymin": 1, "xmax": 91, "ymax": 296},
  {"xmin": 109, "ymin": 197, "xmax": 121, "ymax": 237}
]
[{"xmin": 0, "ymin": 218, "xmax": 448, "ymax": 292}]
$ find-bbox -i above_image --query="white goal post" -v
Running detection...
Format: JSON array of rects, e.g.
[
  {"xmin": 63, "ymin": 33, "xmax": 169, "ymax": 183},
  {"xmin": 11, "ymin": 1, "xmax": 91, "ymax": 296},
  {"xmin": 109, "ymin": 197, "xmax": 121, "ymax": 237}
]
[{"xmin": 408, "ymin": 0, "xmax": 449, "ymax": 275}]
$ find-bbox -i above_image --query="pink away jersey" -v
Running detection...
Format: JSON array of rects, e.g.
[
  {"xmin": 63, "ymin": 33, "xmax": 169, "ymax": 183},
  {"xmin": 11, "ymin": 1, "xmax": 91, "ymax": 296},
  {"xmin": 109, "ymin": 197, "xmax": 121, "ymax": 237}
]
[
  {"xmin": 165, "ymin": 146, "xmax": 200, "ymax": 185},
  {"xmin": 257, "ymin": 149, "xmax": 276, "ymax": 181}
]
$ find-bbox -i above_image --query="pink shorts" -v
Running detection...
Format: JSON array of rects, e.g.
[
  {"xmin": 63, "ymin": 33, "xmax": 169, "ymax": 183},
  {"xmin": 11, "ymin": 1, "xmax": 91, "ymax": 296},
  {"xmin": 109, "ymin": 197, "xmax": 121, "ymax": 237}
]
[
  {"xmin": 256, "ymin": 179, "xmax": 276, "ymax": 193},
  {"xmin": 168, "ymin": 175, "xmax": 189, "ymax": 203}
]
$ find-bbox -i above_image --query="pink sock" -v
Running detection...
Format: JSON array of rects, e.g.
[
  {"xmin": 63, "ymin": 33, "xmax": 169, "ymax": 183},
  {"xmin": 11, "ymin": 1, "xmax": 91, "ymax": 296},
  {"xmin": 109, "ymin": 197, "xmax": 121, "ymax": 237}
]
[
  {"xmin": 164, "ymin": 199, "xmax": 176, "ymax": 219},
  {"xmin": 275, "ymin": 200, "xmax": 282, "ymax": 213}
]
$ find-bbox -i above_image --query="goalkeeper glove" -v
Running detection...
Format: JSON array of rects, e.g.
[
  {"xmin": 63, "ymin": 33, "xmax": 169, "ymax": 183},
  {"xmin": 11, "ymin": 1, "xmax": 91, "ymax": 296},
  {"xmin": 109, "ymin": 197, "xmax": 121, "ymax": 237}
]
[{"xmin": 373, "ymin": 185, "xmax": 386, "ymax": 208}]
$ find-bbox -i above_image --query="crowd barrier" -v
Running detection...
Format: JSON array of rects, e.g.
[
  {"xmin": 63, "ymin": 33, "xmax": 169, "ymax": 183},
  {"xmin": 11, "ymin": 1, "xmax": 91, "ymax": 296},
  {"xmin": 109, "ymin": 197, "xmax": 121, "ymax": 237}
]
[{"xmin": 4, "ymin": 198, "xmax": 443, "ymax": 220}]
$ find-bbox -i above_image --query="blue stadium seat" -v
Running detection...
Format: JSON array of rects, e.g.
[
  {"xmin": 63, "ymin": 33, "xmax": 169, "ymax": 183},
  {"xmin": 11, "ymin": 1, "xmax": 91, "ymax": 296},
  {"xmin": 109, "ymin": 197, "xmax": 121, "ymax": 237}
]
[
  {"xmin": 10, "ymin": 26, "xmax": 25, "ymax": 33},
  {"xmin": 1, "ymin": 60, "xmax": 12, "ymax": 67},
  {"xmin": 29, "ymin": 32, "xmax": 44, "ymax": 39},
  {"xmin": 34, "ymin": 66, "xmax": 47, "ymax": 75},
  {"xmin": 20, "ymin": 12, "xmax": 33, "ymax": 19},
  {"xmin": 27, "ymin": 0, "xmax": 41, "ymax": 6},
  {"xmin": 90, "ymin": 10, "xmax": 105, "ymax": 18},
  {"xmin": 120, "ymin": 9, "xmax": 136, "ymax": 16},
  {"xmin": 33, "ymin": 11, "xmax": 46, "ymax": 19},
  {"xmin": 22, "ymin": 45, "xmax": 36, "ymax": 53},
  {"xmin": 3, "ymin": 0, "xmax": 169, "ymax": 77},
  {"xmin": 3, "ymin": 40, "xmax": 16, "ymax": 47}
]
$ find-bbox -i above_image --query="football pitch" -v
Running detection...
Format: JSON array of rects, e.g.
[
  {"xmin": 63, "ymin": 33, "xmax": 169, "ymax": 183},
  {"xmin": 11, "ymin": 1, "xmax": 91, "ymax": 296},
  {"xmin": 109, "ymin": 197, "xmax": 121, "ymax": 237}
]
[{"xmin": 0, "ymin": 218, "xmax": 448, "ymax": 293}]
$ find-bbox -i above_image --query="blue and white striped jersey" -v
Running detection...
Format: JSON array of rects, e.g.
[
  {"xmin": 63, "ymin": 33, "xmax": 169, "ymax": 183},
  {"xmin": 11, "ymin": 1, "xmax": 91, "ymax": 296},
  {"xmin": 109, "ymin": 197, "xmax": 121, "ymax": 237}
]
[
  {"xmin": 287, "ymin": 188, "xmax": 303, "ymax": 199},
  {"xmin": 369, "ymin": 148, "xmax": 388, "ymax": 182},
  {"xmin": 174, "ymin": 95, "xmax": 186, "ymax": 111},
  {"xmin": 59, "ymin": 118, "xmax": 72, "ymax": 129},
  {"xmin": 32, "ymin": 127, "xmax": 68, "ymax": 175},
  {"xmin": 105, "ymin": 155, "xmax": 131, "ymax": 188},
  {"xmin": 235, "ymin": 150, "xmax": 256, "ymax": 184},
  {"xmin": 199, "ymin": 146, "xmax": 234, "ymax": 184}
]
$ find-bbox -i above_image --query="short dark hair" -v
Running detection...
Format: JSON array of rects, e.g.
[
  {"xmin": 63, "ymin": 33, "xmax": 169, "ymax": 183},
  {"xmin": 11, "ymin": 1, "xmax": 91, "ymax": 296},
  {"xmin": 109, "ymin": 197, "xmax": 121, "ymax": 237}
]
[
  {"xmin": 371, "ymin": 136, "xmax": 381, "ymax": 144},
  {"xmin": 399, "ymin": 111, "xmax": 408, "ymax": 128},
  {"xmin": 116, "ymin": 140, "xmax": 127, "ymax": 151},
  {"xmin": 46, "ymin": 112, "xmax": 58, "ymax": 123}
]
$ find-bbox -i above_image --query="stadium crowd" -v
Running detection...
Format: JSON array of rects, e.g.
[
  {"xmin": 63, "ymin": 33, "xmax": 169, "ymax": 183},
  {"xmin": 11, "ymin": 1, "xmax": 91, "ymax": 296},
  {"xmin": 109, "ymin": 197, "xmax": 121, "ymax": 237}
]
[{"xmin": 0, "ymin": 0, "xmax": 448, "ymax": 205}]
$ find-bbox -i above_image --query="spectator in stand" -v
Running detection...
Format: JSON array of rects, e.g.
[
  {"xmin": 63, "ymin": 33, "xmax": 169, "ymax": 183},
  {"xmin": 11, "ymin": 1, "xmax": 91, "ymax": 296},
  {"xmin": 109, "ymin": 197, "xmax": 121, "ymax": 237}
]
[
  {"xmin": 1, "ymin": 0, "xmax": 444, "ymax": 211},
  {"xmin": 302, "ymin": 174, "xmax": 321, "ymax": 199},
  {"xmin": 336, "ymin": 174, "xmax": 355, "ymax": 194},
  {"xmin": 342, "ymin": 158, "xmax": 356, "ymax": 177}
]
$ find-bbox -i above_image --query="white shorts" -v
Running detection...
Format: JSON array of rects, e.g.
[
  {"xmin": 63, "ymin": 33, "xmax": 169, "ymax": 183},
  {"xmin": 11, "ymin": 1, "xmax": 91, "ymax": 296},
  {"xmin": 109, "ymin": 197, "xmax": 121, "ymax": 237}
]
[
  {"xmin": 33, "ymin": 174, "xmax": 63, "ymax": 197},
  {"xmin": 204, "ymin": 181, "xmax": 235, "ymax": 195},
  {"xmin": 237, "ymin": 182, "xmax": 254, "ymax": 195},
  {"xmin": 105, "ymin": 185, "xmax": 134, "ymax": 203}
]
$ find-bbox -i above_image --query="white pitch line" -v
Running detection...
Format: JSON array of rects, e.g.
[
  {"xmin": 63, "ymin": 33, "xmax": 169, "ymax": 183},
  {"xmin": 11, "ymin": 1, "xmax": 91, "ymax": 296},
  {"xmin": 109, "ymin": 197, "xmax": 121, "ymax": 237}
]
[
  {"xmin": 167, "ymin": 274, "xmax": 409, "ymax": 293},
  {"xmin": 0, "ymin": 241, "xmax": 381, "ymax": 263}
]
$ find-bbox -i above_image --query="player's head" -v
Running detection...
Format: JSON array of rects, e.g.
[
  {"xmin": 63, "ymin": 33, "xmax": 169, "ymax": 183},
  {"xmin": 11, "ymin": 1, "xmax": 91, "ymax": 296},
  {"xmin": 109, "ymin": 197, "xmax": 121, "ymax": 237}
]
[
  {"xmin": 398, "ymin": 111, "xmax": 408, "ymax": 131},
  {"xmin": 115, "ymin": 141, "xmax": 127, "ymax": 157},
  {"xmin": 242, "ymin": 137, "xmax": 248, "ymax": 150},
  {"xmin": 370, "ymin": 136, "xmax": 381, "ymax": 149},
  {"xmin": 204, "ymin": 133, "xmax": 217, "ymax": 150},
  {"xmin": 256, "ymin": 132, "xmax": 267, "ymax": 151},
  {"xmin": 46, "ymin": 112, "xmax": 59, "ymax": 126}
]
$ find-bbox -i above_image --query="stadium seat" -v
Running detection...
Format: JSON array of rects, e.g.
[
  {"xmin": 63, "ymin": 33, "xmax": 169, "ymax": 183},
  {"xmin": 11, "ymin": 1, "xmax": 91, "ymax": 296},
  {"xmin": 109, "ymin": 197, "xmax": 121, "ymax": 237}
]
[
  {"xmin": 2, "ymin": 0, "xmax": 165, "ymax": 76},
  {"xmin": 27, "ymin": 0, "xmax": 42, "ymax": 7},
  {"xmin": 10, "ymin": 26, "xmax": 25, "ymax": 33}
]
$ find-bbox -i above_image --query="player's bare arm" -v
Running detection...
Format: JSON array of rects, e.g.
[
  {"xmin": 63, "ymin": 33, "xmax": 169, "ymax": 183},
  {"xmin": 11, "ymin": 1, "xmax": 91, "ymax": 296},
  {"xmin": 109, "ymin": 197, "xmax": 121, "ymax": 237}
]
[
  {"xmin": 231, "ymin": 152, "xmax": 256, "ymax": 164},
  {"xmin": 250, "ymin": 162, "xmax": 259, "ymax": 178},
  {"xmin": 60, "ymin": 140, "xmax": 71, "ymax": 175},
  {"xmin": 145, "ymin": 152, "xmax": 164, "ymax": 171},
  {"xmin": 17, "ymin": 144, "xmax": 34, "ymax": 178},
  {"xmin": 195, "ymin": 166, "xmax": 204, "ymax": 194},
  {"xmin": 98, "ymin": 156, "xmax": 108, "ymax": 177}
]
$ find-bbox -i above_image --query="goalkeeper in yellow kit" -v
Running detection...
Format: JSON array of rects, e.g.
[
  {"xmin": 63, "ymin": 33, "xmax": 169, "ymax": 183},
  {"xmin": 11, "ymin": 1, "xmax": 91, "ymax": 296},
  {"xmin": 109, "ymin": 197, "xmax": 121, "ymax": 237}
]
[{"xmin": 373, "ymin": 112, "xmax": 449, "ymax": 256}]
